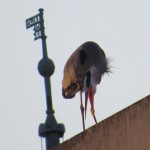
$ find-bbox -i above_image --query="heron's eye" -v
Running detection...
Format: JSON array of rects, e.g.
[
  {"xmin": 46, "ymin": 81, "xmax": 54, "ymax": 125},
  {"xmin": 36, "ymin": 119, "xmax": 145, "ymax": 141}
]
[{"xmin": 79, "ymin": 50, "xmax": 87, "ymax": 65}]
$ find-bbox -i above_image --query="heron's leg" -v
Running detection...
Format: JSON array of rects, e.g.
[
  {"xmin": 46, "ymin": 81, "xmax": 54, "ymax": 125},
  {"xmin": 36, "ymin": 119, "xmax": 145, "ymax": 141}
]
[
  {"xmin": 84, "ymin": 92, "xmax": 88, "ymax": 119},
  {"xmin": 80, "ymin": 91, "xmax": 85, "ymax": 131},
  {"xmin": 90, "ymin": 100, "xmax": 97, "ymax": 124},
  {"xmin": 88, "ymin": 86, "xmax": 97, "ymax": 124}
]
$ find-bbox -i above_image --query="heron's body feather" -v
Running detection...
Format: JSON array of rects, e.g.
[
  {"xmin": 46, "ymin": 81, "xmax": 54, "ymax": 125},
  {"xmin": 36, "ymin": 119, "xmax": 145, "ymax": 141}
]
[{"xmin": 62, "ymin": 41, "xmax": 108, "ymax": 98}]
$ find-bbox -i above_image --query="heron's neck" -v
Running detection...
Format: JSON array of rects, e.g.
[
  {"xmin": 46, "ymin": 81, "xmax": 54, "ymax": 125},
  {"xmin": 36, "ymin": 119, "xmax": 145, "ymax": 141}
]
[{"xmin": 83, "ymin": 70, "xmax": 96, "ymax": 94}]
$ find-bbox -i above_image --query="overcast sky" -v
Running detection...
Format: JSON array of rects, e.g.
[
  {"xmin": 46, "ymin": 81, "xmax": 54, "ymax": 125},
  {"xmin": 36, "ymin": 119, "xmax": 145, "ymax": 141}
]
[{"xmin": 0, "ymin": 0, "xmax": 150, "ymax": 150}]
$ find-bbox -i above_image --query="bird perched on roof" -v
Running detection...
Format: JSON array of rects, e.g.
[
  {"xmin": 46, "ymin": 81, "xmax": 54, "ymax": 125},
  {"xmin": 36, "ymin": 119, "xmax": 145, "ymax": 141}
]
[{"xmin": 62, "ymin": 41, "xmax": 109, "ymax": 130}]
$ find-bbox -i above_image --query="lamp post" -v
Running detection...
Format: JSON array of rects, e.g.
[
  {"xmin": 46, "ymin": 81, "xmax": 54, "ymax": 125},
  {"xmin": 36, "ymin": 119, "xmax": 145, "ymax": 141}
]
[{"xmin": 26, "ymin": 8, "xmax": 65, "ymax": 150}]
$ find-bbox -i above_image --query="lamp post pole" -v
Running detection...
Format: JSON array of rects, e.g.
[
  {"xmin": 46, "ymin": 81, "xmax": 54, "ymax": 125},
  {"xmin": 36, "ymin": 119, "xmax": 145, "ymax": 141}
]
[{"xmin": 26, "ymin": 8, "xmax": 65, "ymax": 150}]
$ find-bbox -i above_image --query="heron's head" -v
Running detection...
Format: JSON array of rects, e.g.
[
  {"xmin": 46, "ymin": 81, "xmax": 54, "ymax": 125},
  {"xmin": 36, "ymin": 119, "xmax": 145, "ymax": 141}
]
[
  {"xmin": 62, "ymin": 88, "xmax": 75, "ymax": 99},
  {"xmin": 62, "ymin": 82, "xmax": 81, "ymax": 99}
]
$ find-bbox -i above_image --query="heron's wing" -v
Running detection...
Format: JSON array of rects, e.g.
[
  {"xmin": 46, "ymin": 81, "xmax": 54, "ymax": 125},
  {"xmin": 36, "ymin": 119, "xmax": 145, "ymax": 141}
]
[{"xmin": 62, "ymin": 47, "xmax": 101, "ymax": 88}]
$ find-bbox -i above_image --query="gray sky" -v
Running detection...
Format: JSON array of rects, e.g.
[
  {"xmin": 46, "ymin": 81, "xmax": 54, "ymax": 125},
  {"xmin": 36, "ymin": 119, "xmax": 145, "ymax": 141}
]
[{"xmin": 0, "ymin": 0, "xmax": 150, "ymax": 149}]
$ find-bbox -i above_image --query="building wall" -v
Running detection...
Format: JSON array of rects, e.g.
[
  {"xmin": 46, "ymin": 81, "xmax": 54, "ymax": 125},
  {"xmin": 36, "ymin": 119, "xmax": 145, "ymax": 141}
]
[{"xmin": 51, "ymin": 95, "xmax": 150, "ymax": 150}]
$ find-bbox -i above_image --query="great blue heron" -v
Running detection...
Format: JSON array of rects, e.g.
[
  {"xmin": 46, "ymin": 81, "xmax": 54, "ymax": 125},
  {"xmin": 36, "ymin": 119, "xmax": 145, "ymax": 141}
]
[{"xmin": 62, "ymin": 41, "xmax": 109, "ymax": 130}]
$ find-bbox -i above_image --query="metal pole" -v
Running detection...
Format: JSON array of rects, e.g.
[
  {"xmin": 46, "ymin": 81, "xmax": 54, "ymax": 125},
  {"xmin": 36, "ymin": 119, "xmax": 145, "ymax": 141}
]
[
  {"xmin": 26, "ymin": 8, "xmax": 65, "ymax": 150},
  {"xmin": 38, "ymin": 9, "xmax": 48, "ymax": 58}
]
